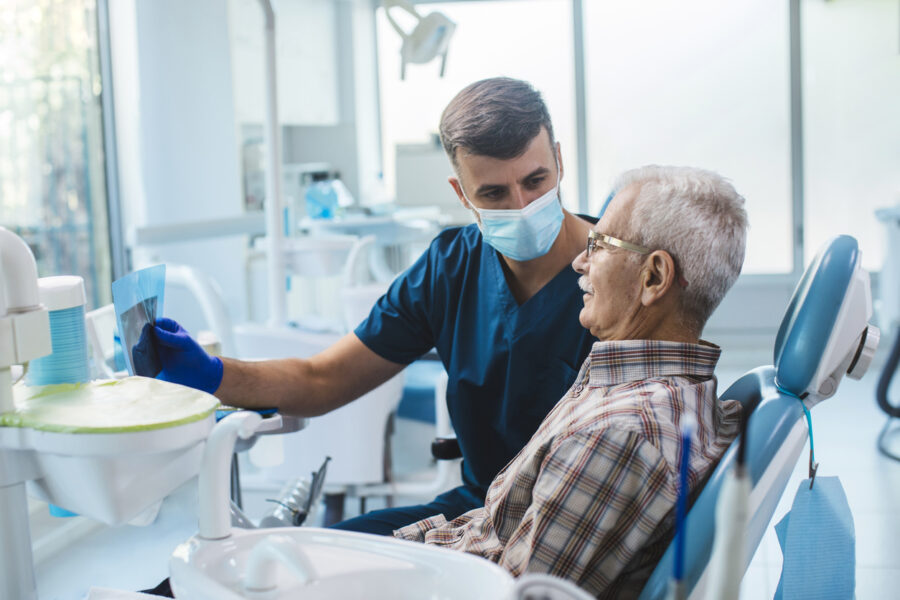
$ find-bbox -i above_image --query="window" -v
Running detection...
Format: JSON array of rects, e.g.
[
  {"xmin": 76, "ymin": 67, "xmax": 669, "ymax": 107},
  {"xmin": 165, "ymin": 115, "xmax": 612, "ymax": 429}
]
[
  {"xmin": 376, "ymin": 0, "xmax": 579, "ymax": 212},
  {"xmin": 583, "ymin": 0, "xmax": 794, "ymax": 274},
  {"xmin": 0, "ymin": 0, "xmax": 112, "ymax": 307},
  {"xmin": 801, "ymin": 0, "xmax": 900, "ymax": 271}
]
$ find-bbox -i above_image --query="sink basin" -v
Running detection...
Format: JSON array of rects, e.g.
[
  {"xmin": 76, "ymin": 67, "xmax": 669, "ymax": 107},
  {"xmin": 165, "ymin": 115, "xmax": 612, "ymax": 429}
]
[
  {"xmin": 167, "ymin": 411, "xmax": 594, "ymax": 600},
  {"xmin": 170, "ymin": 526, "xmax": 515, "ymax": 600}
]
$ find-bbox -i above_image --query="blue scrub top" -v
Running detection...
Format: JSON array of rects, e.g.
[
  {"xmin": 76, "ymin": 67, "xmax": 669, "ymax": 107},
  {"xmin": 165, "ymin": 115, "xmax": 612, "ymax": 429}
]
[{"xmin": 355, "ymin": 223, "xmax": 596, "ymax": 494}]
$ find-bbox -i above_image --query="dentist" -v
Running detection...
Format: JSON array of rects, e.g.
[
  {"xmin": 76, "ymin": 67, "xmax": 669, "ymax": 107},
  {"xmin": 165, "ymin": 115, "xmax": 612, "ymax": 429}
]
[{"xmin": 152, "ymin": 77, "xmax": 597, "ymax": 535}]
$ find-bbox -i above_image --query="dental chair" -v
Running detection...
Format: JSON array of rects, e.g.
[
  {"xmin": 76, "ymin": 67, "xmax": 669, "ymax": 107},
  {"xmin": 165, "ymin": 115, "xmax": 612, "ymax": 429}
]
[{"xmin": 638, "ymin": 234, "xmax": 878, "ymax": 600}]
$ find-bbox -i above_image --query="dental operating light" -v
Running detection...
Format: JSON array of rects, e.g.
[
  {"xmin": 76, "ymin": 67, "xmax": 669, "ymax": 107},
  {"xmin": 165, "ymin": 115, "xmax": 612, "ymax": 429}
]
[{"xmin": 383, "ymin": 0, "xmax": 456, "ymax": 79}]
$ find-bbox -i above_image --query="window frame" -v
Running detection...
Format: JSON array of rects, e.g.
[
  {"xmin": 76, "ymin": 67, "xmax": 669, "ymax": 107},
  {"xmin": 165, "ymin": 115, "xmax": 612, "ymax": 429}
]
[{"xmin": 98, "ymin": 0, "xmax": 129, "ymax": 281}]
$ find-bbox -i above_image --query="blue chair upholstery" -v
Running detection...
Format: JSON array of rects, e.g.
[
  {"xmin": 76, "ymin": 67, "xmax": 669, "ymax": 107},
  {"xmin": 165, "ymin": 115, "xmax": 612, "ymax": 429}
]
[
  {"xmin": 638, "ymin": 235, "xmax": 866, "ymax": 600},
  {"xmin": 774, "ymin": 235, "xmax": 860, "ymax": 395}
]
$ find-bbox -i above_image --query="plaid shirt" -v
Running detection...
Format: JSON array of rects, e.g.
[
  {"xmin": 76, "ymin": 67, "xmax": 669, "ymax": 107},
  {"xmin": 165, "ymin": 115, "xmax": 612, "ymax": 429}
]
[{"xmin": 394, "ymin": 339, "xmax": 742, "ymax": 598}]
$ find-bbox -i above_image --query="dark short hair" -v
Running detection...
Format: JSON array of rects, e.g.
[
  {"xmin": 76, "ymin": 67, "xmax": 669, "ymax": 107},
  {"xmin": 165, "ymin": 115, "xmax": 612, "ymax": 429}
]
[{"xmin": 439, "ymin": 77, "xmax": 555, "ymax": 169}]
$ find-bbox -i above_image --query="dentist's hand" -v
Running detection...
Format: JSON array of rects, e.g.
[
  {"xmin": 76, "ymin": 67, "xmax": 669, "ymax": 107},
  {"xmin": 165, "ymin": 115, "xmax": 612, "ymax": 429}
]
[{"xmin": 153, "ymin": 317, "xmax": 223, "ymax": 395}]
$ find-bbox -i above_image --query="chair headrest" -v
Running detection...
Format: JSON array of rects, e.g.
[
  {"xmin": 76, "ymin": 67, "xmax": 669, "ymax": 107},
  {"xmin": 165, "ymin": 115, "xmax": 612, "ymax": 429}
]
[{"xmin": 773, "ymin": 235, "xmax": 878, "ymax": 404}]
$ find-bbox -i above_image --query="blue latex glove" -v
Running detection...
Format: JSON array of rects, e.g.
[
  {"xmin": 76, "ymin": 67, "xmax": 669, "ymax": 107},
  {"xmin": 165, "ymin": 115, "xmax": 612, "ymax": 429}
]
[{"xmin": 153, "ymin": 318, "xmax": 223, "ymax": 395}]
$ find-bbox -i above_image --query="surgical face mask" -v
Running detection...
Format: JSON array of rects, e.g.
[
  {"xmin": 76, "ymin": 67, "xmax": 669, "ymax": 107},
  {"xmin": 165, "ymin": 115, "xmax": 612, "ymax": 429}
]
[{"xmin": 464, "ymin": 167, "xmax": 564, "ymax": 262}]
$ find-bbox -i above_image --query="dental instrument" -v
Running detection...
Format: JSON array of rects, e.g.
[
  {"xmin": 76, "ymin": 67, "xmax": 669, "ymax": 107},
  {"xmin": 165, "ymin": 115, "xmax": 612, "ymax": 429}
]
[
  {"xmin": 258, "ymin": 456, "xmax": 330, "ymax": 528},
  {"xmin": 704, "ymin": 410, "xmax": 750, "ymax": 600},
  {"xmin": 667, "ymin": 416, "xmax": 696, "ymax": 600}
]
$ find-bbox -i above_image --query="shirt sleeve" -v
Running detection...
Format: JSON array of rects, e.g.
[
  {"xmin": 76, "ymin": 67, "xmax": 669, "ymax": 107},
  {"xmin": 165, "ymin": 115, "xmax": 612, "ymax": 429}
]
[
  {"xmin": 394, "ymin": 513, "xmax": 450, "ymax": 542},
  {"xmin": 393, "ymin": 508, "xmax": 496, "ymax": 549},
  {"xmin": 499, "ymin": 428, "xmax": 676, "ymax": 590},
  {"xmin": 353, "ymin": 242, "xmax": 438, "ymax": 364}
]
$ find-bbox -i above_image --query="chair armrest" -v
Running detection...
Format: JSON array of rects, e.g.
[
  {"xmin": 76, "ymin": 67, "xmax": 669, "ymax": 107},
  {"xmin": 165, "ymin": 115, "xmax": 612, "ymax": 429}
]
[{"xmin": 431, "ymin": 437, "xmax": 461, "ymax": 460}]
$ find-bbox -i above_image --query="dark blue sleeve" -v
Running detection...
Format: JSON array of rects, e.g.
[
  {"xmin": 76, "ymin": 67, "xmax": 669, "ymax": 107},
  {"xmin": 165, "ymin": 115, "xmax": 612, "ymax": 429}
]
[{"xmin": 353, "ymin": 242, "xmax": 438, "ymax": 365}]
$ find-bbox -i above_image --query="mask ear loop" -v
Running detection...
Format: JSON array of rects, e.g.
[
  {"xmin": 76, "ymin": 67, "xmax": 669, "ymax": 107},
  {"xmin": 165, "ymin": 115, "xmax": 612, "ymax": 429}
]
[
  {"xmin": 548, "ymin": 154, "xmax": 562, "ymax": 208},
  {"xmin": 460, "ymin": 188, "xmax": 483, "ymax": 226}
]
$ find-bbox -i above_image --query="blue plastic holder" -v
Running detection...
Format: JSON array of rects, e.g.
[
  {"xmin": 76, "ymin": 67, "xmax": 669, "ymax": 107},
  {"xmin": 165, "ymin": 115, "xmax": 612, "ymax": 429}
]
[
  {"xmin": 26, "ymin": 304, "xmax": 90, "ymax": 386},
  {"xmin": 26, "ymin": 278, "xmax": 92, "ymax": 518}
]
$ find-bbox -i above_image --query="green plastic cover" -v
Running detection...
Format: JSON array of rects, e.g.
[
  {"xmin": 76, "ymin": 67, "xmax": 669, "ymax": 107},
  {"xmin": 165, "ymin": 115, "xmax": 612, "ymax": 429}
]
[{"xmin": 2, "ymin": 377, "xmax": 219, "ymax": 433}]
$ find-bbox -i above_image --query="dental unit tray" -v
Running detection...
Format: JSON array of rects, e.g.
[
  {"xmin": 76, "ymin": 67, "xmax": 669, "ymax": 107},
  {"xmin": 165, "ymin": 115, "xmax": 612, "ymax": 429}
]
[{"xmin": 0, "ymin": 377, "xmax": 218, "ymax": 525}]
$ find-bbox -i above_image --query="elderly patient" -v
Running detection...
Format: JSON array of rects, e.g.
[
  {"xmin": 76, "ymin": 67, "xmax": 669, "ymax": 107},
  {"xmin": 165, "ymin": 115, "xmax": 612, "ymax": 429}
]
[{"xmin": 393, "ymin": 165, "xmax": 748, "ymax": 598}]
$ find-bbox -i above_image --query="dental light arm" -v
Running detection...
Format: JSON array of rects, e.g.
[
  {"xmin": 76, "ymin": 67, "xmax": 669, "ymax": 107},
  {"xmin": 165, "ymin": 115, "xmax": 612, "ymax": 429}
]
[
  {"xmin": 257, "ymin": 0, "xmax": 287, "ymax": 328},
  {"xmin": 383, "ymin": 0, "xmax": 456, "ymax": 79}
]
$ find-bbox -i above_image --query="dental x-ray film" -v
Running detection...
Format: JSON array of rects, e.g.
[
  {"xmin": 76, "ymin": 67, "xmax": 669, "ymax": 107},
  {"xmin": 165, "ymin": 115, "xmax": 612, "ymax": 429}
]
[{"xmin": 111, "ymin": 264, "xmax": 166, "ymax": 377}]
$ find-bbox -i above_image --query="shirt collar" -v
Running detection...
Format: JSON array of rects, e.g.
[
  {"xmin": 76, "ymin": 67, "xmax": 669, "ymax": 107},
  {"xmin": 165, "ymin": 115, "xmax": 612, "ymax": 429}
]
[{"xmin": 587, "ymin": 339, "xmax": 721, "ymax": 388}]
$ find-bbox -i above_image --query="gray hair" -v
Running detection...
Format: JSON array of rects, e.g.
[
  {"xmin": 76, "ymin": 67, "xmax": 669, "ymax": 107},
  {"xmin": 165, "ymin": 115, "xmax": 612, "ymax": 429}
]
[{"xmin": 612, "ymin": 165, "xmax": 748, "ymax": 332}]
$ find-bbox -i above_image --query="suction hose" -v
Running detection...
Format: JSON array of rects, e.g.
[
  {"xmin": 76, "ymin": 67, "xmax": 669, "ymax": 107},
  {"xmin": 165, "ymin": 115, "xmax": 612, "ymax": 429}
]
[
  {"xmin": 876, "ymin": 329, "xmax": 900, "ymax": 419},
  {"xmin": 875, "ymin": 329, "xmax": 900, "ymax": 462}
]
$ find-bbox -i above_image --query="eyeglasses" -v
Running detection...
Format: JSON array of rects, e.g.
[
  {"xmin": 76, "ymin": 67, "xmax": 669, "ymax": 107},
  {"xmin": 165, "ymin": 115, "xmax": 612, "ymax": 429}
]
[
  {"xmin": 586, "ymin": 230, "xmax": 689, "ymax": 288},
  {"xmin": 586, "ymin": 230, "xmax": 650, "ymax": 258}
]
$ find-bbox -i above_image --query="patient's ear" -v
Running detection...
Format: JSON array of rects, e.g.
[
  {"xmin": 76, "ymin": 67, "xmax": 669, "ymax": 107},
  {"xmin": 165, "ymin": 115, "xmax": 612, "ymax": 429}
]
[{"xmin": 640, "ymin": 250, "xmax": 678, "ymax": 306}]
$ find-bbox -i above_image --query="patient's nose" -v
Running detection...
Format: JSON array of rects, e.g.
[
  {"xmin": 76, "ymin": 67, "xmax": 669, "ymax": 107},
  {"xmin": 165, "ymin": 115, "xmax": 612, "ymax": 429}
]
[{"xmin": 572, "ymin": 249, "xmax": 588, "ymax": 274}]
